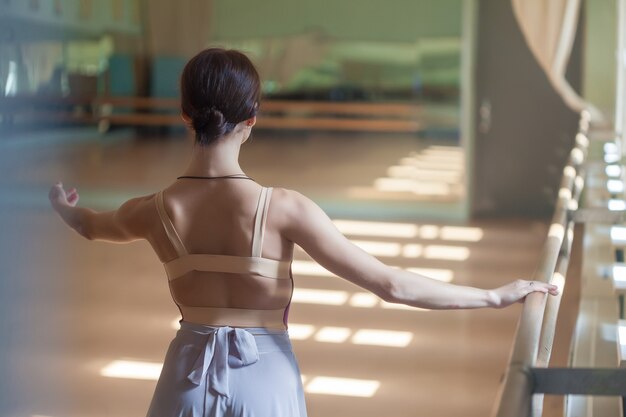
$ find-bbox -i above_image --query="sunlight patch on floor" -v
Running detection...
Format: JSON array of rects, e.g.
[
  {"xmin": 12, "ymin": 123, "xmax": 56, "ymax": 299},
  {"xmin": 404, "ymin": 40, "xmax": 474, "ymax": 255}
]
[
  {"xmin": 347, "ymin": 145, "xmax": 465, "ymax": 201},
  {"xmin": 291, "ymin": 288, "xmax": 349, "ymax": 305},
  {"xmin": 100, "ymin": 360, "xmax": 163, "ymax": 380},
  {"xmin": 305, "ymin": 376, "xmax": 380, "ymax": 397},
  {"xmin": 332, "ymin": 219, "xmax": 419, "ymax": 238}
]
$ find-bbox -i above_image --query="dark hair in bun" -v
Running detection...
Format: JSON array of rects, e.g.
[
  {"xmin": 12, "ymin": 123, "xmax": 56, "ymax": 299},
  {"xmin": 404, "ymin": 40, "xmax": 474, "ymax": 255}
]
[
  {"xmin": 180, "ymin": 48, "xmax": 261, "ymax": 145},
  {"xmin": 191, "ymin": 106, "xmax": 231, "ymax": 141}
]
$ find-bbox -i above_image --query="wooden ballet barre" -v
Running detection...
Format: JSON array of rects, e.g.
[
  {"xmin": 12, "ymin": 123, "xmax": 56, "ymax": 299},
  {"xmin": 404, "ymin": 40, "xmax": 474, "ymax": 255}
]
[
  {"xmin": 93, "ymin": 96, "xmax": 179, "ymax": 110},
  {"xmin": 94, "ymin": 96, "xmax": 424, "ymax": 133},
  {"xmin": 260, "ymin": 100, "xmax": 423, "ymax": 117},
  {"xmin": 0, "ymin": 95, "xmax": 97, "ymax": 125},
  {"xmin": 0, "ymin": 95, "xmax": 95, "ymax": 108},
  {"xmin": 492, "ymin": 113, "xmax": 592, "ymax": 417},
  {"xmin": 255, "ymin": 116, "xmax": 420, "ymax": 132}
]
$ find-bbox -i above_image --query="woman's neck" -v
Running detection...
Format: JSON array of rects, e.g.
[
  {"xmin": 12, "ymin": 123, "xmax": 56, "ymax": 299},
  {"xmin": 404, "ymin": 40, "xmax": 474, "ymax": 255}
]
[{"xmin": 182, "ymin": 137, "xmax": 245, "ymax": 177}]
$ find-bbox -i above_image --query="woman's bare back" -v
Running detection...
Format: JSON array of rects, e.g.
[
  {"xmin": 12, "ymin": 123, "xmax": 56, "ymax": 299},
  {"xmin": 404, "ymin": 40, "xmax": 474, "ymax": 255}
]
[{"xmin": 148, "ymin": 179, "xmax": 295, "ymax": 327}]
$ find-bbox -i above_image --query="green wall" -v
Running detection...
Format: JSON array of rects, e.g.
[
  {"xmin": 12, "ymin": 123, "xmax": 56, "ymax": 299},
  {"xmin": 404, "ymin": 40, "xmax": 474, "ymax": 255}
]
[
  {"xmin": 583, "ymin": 0, "xmax": 617, "ymax": 118},
  {"xmin": 212, "ymin": 0, "xmax": 462, "ymax": 41}
]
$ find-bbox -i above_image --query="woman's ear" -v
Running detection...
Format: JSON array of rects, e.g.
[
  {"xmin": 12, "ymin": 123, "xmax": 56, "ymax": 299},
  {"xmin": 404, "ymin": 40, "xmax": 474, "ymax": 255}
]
[
  {"xmin": 240, "ymin": 116, "xmax": 256, "ymax": 144},
  {"xmin": 245, "ymin": 116, "xmax": 256, "ymax": 128},
  {"xmin": 181, "ymin": 112, "xmax": 192, "ymax": 124}
]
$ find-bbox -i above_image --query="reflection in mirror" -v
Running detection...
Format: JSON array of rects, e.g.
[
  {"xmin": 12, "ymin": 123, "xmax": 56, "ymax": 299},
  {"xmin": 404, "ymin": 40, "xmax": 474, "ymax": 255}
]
[{"xmin": 210, "ymin": 0, "xmax": 465, "ymax": 215}]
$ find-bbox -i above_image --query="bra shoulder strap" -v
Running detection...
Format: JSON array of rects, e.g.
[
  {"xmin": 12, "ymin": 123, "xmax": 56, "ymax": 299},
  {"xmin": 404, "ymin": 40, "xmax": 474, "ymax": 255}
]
[
  {"xmin": 251, "ymin": 187, "xmax": 273, "ymax": 258},
  {"xmin": 155, "ymin": 190, "xmax": 188, "ymax": 257}
]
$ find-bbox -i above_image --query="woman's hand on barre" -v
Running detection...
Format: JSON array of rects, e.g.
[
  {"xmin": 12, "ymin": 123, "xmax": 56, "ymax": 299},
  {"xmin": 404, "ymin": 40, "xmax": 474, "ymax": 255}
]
[{"xmin": 490, "ymin": 279, "xmax": 560, "ymax": 309}]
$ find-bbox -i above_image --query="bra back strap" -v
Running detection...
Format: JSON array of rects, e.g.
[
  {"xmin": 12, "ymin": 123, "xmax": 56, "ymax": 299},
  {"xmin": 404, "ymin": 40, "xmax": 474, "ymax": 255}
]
[
  {"xmin": 251, "ymin": 187, "xmax": 273, "ymax": 258},
  {"xmin": 155, "ymin": 190, "xmax": 188, "ymax": 256}
]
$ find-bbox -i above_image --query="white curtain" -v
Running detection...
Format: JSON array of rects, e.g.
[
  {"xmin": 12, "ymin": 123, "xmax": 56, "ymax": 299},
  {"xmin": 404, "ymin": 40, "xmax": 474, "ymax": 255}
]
[{"xmin": 511, "ymin": 0, "xmax": 603, "ymax": 121}]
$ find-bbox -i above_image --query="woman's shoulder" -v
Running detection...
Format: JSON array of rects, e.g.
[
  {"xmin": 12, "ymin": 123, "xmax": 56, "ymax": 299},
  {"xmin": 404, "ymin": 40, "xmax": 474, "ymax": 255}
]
[
  {"xmin": 268, "ymin": 187, "xmax": 310, "ymax": 210},
  {"xmin": 122, "ymin": 192, "xmax": 159, "ymax": 212},
  {"xmin": 266, "ymin": 187, "xmax": 324, "ymax": 227},
  {"xmin": 115, "ymin": 192, "xmax": 162, "ymax": 229}
]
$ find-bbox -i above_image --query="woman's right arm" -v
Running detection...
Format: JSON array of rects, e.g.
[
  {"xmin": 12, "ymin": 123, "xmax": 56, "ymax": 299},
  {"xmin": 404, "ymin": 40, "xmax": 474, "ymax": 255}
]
[
  {"xmin": 49, "ymin": 182, "xmax": 152, "ymax": 243},
  {"xmin": 279, "ymin": 189, "xmax": 558, "ymax": 310}
]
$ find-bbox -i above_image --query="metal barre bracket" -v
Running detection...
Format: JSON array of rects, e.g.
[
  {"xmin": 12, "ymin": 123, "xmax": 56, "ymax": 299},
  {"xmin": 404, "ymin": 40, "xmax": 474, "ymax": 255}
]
[
  {"xmin": 532, "ymin": 367, "xmax": 626, "ymax": 395},
  {"xmin": 569, "ymin": 208, "xmax": 626, "ymax": 224}
]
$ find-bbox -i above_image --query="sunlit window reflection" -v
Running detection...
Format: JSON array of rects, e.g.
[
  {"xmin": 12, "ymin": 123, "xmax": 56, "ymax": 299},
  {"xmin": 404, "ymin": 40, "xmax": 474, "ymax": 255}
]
[
  {"xmin": 416, "ymin": 170, "xmax": 461, "ymax": 183},
  {"xmin": 305, "ymin": 376, "xmax": 380, "ymax": 397},
  {"xmin": 423, "ymin": 245, "xmax": 469, "ymax": 261},
  {"xmin": 374, "ymin": 177, "xmax": 420, "ymax": 192},
  {"xmin": 611, "ymin": 226, "xmax": 626, "ymax": 244},
  {"xmin": 387, "ymin": 165, "xmax": 461, "ymax": 182},
  {"xmin": 612, "ymin": 264, "xmax": 626, "ymax": 282},
  {"xmin": 374, "ymin": 177, "xmax": 452, "ymax": 196},
  {"xmin": 440, "ymin": 226, "xmax": 484, "ymax": 242},
  {"xmin": 402, "ymin": 243, "xmax": 423, "ymax": 258},
  {"xmin": 285, "ymin": 322, "xmax": 417, "ymax": 348},
  {"xmin": 4, "ymin": 61, "xmax": 17, "ymax": 96},
  {"xmin": 100, "ymin": 360, "xmax": 162, "ymax": 380},
  {"xmin": 347, "ymin": 144, "xmax": 465, "ymax": 200},
  {"xmin": 411, "ymin": 182, "xmax": 453, "ymax": 196},
  {"xmin": 609, "ymin": 199, "xmax": 626, "ymax": 211},
  {"xmin": 619, "ymin": 321, "xmax": 626, "ymax": 346},
  {"xmin": 605, "ymin": 142, "xmax": 620, "ymax": 155},
  {"xmin": 291, "ymin": 288, "xmax": 349, "ymax": 305},
  {"xmin": 288, "ymin": 323, "xmax": 316, "ymax": 340},
  {"xmin": 351, "ymin": 329, "xmax": 413, "ymax": 347},
  {"xmin": 605, "ymin": 153, "xmax": 621, "ymax": 164},
  {"xmin": 619, "ymin": 321, "xmax": 626, "ymax": 366},
  {"xmin": 606, "ymin": 165, "xmax": 621, "ymax": 178},
  {"xmin": 422, "ymin": 147, "xmax": 464, "ymax": 156},
  {"xmin": 314, "ymin": 326, "xmax": 351, "ymax": 343},
  {"xmin": 419, "ymin": 225, "xmax": 440, "ymax": 239},
  {"xmin": 332, "ymin": 219, "xmax": 419, "ymax": 238},
  {"xmin": 608, "ymin": 179, "xmax": 624, "ymax": 193},
  {"xmin": 349, "ymin": 292, "xmax": 380, "ymax": 307}
]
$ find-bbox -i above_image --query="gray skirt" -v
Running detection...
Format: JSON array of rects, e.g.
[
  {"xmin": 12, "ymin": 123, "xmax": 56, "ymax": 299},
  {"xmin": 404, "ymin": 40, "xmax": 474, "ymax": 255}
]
[{"xmin": 146, "ymin": 321, "xmax": 307, "ymax": 417}]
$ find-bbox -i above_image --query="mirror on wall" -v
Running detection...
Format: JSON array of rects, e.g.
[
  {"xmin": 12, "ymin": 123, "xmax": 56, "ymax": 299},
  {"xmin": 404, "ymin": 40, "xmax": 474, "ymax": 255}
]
[{"xmin": 209, "ymin": 0, "xmax": 466, "ymax": 216}]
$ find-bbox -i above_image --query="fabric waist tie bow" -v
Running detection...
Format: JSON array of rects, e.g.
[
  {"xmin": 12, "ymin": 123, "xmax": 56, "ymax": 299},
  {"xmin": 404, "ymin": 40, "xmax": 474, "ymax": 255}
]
[{"xmin": 186, "ymin": 326, "xmax": 260, "ymax": 398}]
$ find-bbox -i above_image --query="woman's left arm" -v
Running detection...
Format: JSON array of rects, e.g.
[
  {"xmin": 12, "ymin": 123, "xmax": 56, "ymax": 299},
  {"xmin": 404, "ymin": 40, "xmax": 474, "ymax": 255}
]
[{"xmin": 48, "ymin": 182, "xmax": 151, "ymax": 243}]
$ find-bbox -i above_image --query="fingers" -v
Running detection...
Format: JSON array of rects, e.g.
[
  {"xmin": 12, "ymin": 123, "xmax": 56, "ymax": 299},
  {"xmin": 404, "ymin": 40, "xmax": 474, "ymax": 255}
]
[
  {"xmin": 48, "ymin": 183, "xmax": 63, "ymax": 201},
  {"xmin": 526, "ymin": 280, "xmax": 559, "ymax": 296},
  {"xmin": 495, "ymin": 279, "xmax": 560, "ymax": 309},
  {"xmin": 67, "ymin": 188, "xmax": 79, "ymax": 206},
  {"xmin": 49, "ymin": 182, "xmax": 80, "ymax": 207},
  {"xmin": 50, "ymin": 182, "xmax": 64, "ymax": 193}
]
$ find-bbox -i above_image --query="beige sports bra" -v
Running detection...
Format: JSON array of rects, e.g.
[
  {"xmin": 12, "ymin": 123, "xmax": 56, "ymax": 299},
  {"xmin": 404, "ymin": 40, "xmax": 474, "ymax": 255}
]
[{"xmin": 155, "ymin": 187, "xmax": 293, "ymax": 329}]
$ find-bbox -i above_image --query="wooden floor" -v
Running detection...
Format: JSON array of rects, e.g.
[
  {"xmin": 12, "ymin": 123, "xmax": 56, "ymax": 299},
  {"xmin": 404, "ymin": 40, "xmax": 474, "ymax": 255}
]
[{"xmin": 0, "ymin": 127, "xmax": 548, "ymax": 417}]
